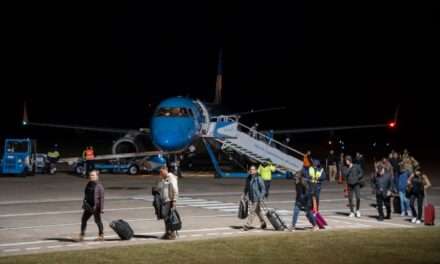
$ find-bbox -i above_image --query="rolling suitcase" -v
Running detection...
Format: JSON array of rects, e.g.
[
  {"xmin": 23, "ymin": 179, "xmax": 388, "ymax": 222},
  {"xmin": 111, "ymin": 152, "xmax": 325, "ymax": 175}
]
[
  {"xmin": 424, "ymin": 193, "xmax": 435, "ymax": 226},
  {"xmin": 314, "ymin": 212, "xmax": 327, "ymax": 229},
  {"xmin": 262, "ymin": 202, "xmax": 287, "ymax": 231},
  {"xmin": 424, "ymin": 204, "xmax": 435, "ymax": 225},
  {"xmin": 110, "ymin": 219, "xmax": 134, "ymax": 240}
]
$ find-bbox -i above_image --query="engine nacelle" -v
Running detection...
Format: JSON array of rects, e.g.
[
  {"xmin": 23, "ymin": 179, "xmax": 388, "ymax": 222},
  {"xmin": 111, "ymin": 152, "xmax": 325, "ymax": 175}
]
[{"xmin": 112, "ymin": 131, "xmax": 149, "ymax": 154}]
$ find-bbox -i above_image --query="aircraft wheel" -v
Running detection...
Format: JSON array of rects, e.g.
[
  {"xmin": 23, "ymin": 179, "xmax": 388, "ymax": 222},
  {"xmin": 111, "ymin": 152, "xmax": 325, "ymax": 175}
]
[{"xmin": 128, "ymin": 165, "xmax": 139, "ymax": 175}]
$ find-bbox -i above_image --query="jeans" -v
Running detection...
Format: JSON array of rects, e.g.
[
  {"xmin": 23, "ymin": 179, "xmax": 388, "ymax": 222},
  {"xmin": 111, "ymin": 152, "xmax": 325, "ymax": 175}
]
[
  {"xmin": 81, "ymin": 210, "xmax": 103, "ymax": 236},
  {"xmin": 292, "ymin": 202, "xmax": 316, "ymax": 227},
  {"xmin": 348, "ymin": 184, "xmax": 361, "ymax": 213},
  {"xmin": 399, "ymin": 191, "xmax": 410, "ymax": 215}
]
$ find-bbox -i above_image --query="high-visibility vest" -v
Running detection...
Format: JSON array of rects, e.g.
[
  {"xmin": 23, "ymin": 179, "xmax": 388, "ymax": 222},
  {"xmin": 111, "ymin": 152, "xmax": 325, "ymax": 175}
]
[
  {"xmin": 303, "ymin": 155, "xmax": 312, "ymax": 167},
  {"xmin": 258, "ymin": 164, "xmax": 276, "ymax": 181},
  {"xmin": 309, "ymin": 167, "xmax": 323, "ymax": 183},
  {"xmin": 85, "ymin": 149, "xmax": 95, "ymax": 160},
  {"xmin": 47, "ymin": 151, "xmax": 60, "ymax": 159}
]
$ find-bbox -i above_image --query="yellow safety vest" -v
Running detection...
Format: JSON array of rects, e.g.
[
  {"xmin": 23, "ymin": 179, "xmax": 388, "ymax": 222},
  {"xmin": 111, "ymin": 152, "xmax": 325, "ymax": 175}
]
[
  {"xmin": 47, "ymin": 151, "xmax": 60, "ymax": 159},
  {"xmin": 258, "ymin": 164, "xmax": 276, "ymax": 181},
  {"xmin": 309, "ymin": 167, "xmax": 323, "ymax": 183}
]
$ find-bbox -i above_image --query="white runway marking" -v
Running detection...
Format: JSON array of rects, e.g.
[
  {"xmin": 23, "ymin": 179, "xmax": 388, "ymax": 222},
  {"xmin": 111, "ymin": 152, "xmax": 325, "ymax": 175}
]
[
  {"xmin": 329, "ymin": 215, "xmax": 413, "ymax": 228},
  {"xmin": 25, "ymin": 247, "xmax": 41, "ymax": 251},
  {"xmin": 2, "ymin": 248, "xmax": 21, "ymax": 253}
]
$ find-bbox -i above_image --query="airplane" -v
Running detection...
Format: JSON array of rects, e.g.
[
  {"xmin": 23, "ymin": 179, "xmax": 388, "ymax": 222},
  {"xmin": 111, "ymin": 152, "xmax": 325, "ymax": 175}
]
[{"xmin": 22, "ymin": 50, "xmax": 399, "ymax": 175}]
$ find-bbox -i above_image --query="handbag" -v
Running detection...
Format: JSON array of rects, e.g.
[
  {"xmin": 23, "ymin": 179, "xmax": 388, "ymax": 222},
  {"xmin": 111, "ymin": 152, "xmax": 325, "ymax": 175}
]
[
  {"xmin": 238, "ymin": 198, "xmax": 249, "ymax": 219},
  {"xmin": 166, "ymin": 208, "xmax": 182, "ymax": 231}
]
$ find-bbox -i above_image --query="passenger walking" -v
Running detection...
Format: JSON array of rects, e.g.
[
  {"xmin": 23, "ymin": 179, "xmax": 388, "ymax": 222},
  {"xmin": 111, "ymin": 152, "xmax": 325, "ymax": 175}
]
[
  {"xmin": 157, "ymin": 165, "xmax": 179, "ymax": 239},
  {"xmin": 342, "ymin": 155, "xmax": 363, "ymax": 218},
  {"xmin": 249, "ymin": 123, "xmax": 259, "ymax": 138},
  {"xmin": 78, "ymin": 170, "xmax": 105, "ymax": 241},
  {"xmin": 289, "ymin": 173, "xmax": 318, "ymax": 231},
  {"xmin": 372, "ymin": 165, "xmax": 393, "ymax": 221},
  {"xmin": 408, "ymin": 170, "xmax": 431, "ymax": 224},
  {"xmin": 398, "ymin": 169, "xmax": 411, "ymax": 217},
  {"xmin": 242, "ymin": 165, "xmax": 267, "ymax": 231}
]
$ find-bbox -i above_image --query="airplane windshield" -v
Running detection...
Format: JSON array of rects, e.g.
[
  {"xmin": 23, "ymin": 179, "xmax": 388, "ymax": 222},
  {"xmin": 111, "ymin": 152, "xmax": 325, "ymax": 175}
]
[{"xmin": 155, "ymin": 107, "xmax": 191, "ymax": 117}]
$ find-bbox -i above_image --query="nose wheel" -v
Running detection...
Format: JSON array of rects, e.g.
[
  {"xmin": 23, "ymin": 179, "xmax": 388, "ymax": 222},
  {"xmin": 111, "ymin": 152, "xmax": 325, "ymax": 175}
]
[{"xmin": 171, "ymin": 154, "xmax": 183, "ymax": 178}]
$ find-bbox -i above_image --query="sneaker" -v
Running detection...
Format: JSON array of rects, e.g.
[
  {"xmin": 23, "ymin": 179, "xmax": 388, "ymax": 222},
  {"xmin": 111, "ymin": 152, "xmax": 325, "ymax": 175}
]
[
  {"xmin": 94, "ymin": 235, "xmax": 104, "ymax": 241},
  {"xmin": 378, "ymin": 216, "xmax": 384, "ymax": 222},
  {"xmin": 312, "ymin": 226, "xmax": 319, "ymax": 231},
  {"xmin": 411, "ymin": 218, "xmax": 417, "ymax": 223},
  {"xmin": 168, "ymin": 232, "xmax": 177, "ymax": 240},
  {"xmin": 400, "ymin": 212, "xmax": 405, "ymax": 217},
  {"xmin": 355, "ymin": 211, "xmax": 361, "ymax": 218},
  {"xmin": 416, "ymin": 220, "xmax": 421, "ymax": 224},
  {"xmin": 242, "ymin": 225, "xmax": 250, "ymax": 231},
  {"xmin": 161, "ymin": 233, "xmax": 170, "ymax": 240},
  {"xmin": 260, "ymin": 223, "xmax": 267, "ymax": 230},
  {"xmin": 76, "ymin": 234, "xmax": 85, "ymax": 242},
  {"xmin": 287, "ymin": 225, "xmax": 295, "ymax": 232},
  {"xmin": 348, "ymin": 212, "xmax": 355, "ymax": 218}
]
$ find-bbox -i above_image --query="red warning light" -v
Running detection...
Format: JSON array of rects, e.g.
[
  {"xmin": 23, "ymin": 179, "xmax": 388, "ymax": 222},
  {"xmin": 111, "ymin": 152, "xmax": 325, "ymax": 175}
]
[{"xmin": 388, "ymin": 122, "xmax": 396, "ymax": 128}]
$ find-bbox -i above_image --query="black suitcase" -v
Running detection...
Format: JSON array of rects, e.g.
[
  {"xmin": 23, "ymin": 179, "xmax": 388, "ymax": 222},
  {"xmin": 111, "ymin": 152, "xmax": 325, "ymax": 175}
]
[
  {"xmin": 265, "ymin": 208, "xmax": 287, "ymax": 231},
  {"xmin": 393, "ymin": 196, "xmax": 401, "ymax": 214},
  {"xmin": 110, "ymin": 219, "xmax": 134, "ymax": 240}
]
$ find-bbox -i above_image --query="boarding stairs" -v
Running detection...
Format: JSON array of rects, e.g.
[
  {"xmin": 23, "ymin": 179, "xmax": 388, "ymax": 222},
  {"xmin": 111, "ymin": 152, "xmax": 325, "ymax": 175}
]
[{"xmin": 205, "ymin": 116, "xmax": 304, "ymax": 174}]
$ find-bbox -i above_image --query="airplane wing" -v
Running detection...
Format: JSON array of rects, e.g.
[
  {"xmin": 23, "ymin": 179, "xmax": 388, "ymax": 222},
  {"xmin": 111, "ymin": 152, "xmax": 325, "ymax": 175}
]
[
  {"xmin": 266, "ymin": 106, "xmax": 399, "ymax": 135},
  {"xmin": 269, "ymin": 123, "xmax": 394, "ymax": 134},
  {"xmin": 22, "ymin": 102, "xmax": 150, "ymax": 134}
]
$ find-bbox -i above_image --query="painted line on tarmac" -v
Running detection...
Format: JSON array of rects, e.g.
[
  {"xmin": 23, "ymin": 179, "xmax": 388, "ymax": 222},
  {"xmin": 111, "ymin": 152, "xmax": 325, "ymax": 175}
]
[
  {"xmin": 0, "ymin": 227, "xmax": 236, "ymax": 249},
  {"xmin": 329, "ymin": 215, "xmax": 413, "ymax": 228},
  {"xmin": 327, "ymin": 218, "xmax": 371, "ymax": 228},
  {"xmin": 0, "ymin": 207, "xmax": 154, "ymax": 218},
  {"xmin": 2, "ymin": 248, "xmax": 21, "ymax": 253},
  {"xmin": 0, "ymin": 189, "xmax": 350, "ymax": 206},
  {"xmin": 2, "ymin": 185, "xmax": 438, "ymax": 206},
  {"xmin": 25, "ymin": 247, "xmax": 41, "ymax": 251}
]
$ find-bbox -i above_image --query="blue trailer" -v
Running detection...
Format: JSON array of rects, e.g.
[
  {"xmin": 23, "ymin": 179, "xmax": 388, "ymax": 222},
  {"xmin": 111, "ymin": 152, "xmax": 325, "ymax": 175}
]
[
  {"xmin": 73, "ymin": 155, "xmax": 167, "ymax": 176},
  {"xmin": 0, "ymin": 139, "xmax": 35, "ymax": 176}
]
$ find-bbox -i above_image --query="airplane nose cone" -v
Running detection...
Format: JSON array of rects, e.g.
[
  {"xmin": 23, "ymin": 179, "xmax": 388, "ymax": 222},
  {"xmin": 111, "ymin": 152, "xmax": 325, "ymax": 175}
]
[{"xmin": 154, "ymin": 132, "xmax": 189, "ymax": 151}]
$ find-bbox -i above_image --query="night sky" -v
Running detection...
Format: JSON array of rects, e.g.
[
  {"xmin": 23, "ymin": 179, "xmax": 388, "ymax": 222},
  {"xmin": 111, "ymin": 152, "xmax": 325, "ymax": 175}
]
[{"xmin": 1, "ymin": 1, "xmax": 439, "ymax": 157}]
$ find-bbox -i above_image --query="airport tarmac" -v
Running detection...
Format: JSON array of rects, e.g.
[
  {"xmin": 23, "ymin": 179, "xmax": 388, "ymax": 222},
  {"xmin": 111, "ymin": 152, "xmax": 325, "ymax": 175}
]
[{"xmin": 1, "ymin": 172, "xmax": 439, "ymax": 257}]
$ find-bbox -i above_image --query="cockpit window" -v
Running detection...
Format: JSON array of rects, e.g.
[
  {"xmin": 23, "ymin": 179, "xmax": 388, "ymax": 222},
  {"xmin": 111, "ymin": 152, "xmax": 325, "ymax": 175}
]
[{"xmin": 155, "ymin": 107, "xmax": 191, "ymax": 117}]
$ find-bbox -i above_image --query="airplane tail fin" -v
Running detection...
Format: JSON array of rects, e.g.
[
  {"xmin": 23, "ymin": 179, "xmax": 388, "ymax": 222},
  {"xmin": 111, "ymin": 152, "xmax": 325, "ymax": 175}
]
[{"xmin": 213, "ymin": 49, "xmax": 223, "ymax": 105}]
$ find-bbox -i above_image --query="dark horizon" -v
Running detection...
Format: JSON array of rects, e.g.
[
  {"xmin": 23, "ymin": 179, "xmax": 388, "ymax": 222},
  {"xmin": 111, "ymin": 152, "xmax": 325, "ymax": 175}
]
[{"xmin": 1, "ymin": 1, "xmax": 439, "ymax": 156}]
